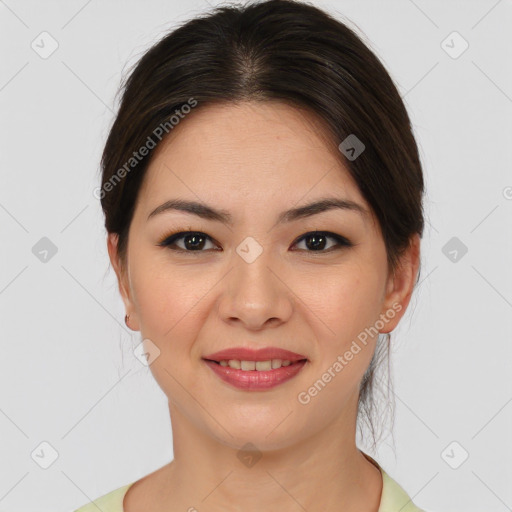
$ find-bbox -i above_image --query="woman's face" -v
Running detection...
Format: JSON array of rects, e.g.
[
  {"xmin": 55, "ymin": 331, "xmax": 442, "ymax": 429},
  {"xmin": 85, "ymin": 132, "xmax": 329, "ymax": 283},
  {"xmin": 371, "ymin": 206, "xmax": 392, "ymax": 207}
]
[{"xmin": 108, "ymin": 101, "xmax": 418, "ymax": 451}]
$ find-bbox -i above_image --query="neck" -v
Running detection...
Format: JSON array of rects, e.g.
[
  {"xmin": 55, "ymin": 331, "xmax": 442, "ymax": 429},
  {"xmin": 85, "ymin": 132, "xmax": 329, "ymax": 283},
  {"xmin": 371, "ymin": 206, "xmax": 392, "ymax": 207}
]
[{"xmin": 156, "ymin": 401, "xmax": 383, "ymax": 512}]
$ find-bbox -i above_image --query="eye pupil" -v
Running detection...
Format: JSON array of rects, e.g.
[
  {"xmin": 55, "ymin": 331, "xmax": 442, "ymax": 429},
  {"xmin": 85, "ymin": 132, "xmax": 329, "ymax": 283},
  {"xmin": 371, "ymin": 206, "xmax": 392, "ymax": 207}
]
[
  {"xmin": 305, "ymin": 233, "xmax": 327, "ymax": 251},
  {"xmin": 184, "ymin": 233, "xmax": 206, "ymax": 250}
]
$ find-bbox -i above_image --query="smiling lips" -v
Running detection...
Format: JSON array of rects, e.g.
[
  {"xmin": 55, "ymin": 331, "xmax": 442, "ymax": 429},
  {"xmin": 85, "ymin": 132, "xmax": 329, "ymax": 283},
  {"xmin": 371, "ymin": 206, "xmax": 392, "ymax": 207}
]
[
  {"xmin": 204, "ymin": 347, "xmax": 307, "ymax": 362},
  {"xmin": 202, "ymin": 347, "xmax": 308, "ymax": 390}
]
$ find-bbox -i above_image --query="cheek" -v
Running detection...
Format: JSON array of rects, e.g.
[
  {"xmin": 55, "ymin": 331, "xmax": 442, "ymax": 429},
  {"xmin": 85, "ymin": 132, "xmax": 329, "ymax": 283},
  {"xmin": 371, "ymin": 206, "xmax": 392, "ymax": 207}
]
[
  {"xmin": 298, "ymin": 260, "xmax": 385, "ymax": 343},
  {"xmin": 293, "ymin": 264, "xmax": 385, "ymax": 410},
  {"xmin": 128, "ymin": 259, "xmax": 212, "ymax": 399},
  {"xmin": 128, "ymin": 255, "xmax": 208, "ymax": 342}
]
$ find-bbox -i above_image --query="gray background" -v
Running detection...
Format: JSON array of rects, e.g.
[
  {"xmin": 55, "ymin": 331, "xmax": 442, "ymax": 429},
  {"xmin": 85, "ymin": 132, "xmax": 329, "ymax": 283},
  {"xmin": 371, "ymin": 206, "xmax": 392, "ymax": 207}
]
[{"xmin": 1, "ymin": 1, "xmax": 511, "ymax": 511}]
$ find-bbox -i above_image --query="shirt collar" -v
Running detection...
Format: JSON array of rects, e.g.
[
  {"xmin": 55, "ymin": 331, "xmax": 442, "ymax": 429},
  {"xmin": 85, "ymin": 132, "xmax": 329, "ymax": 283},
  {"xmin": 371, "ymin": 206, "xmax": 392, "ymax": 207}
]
[{"xmin": 362, "ymin": 451, "xmax": 424, "ymax": 512}]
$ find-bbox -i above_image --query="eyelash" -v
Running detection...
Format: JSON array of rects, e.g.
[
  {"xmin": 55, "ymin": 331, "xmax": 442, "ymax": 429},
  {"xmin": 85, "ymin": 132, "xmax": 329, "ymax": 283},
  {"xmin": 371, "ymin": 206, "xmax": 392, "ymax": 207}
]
[{"xmin": 157, "ymin": 227, "xmax": 353, "ymax": 255}]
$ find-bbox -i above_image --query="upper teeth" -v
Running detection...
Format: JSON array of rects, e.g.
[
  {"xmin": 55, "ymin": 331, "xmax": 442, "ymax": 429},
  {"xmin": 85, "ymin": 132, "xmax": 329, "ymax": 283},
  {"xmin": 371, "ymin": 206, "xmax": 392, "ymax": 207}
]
[{"xmin": 218, "ymin": 359, "xmax": 293, "ymax": 370}]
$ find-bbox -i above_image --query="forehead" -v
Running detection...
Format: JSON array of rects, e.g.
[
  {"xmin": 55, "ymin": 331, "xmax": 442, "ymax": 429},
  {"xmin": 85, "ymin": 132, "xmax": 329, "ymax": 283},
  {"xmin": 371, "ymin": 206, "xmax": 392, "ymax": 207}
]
[{"xmin": 138, "ymin": 101, "xmax": 367, "ymax": 212}]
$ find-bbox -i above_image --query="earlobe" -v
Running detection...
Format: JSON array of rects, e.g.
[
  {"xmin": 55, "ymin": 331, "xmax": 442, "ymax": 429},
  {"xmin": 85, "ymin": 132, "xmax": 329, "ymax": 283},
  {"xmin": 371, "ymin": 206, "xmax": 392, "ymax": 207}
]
[{"xmin": 379, "ymin": 234, "xmax": 421, "ymax": 333}]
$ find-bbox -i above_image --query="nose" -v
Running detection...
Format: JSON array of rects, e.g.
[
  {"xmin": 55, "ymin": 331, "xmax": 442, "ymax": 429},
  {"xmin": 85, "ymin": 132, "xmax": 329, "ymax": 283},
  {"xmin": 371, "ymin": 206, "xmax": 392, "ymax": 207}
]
[{"xmin": 216, "ymin": 246, "xmax": 293, "ymax": 331}]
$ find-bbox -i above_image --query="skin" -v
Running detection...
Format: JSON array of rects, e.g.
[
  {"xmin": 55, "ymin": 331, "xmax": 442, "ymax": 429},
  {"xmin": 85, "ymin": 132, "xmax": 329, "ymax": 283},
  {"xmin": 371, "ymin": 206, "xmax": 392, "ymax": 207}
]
[{"xmin": 108, "ymin": 101, "xmax": 420, "ymax": 512}]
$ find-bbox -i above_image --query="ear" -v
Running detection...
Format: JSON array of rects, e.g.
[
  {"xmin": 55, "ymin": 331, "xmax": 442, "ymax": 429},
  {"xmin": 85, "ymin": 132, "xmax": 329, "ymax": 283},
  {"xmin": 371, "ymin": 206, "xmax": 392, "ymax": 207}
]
[
  {"xmin": 107, "ymin": 233, "xmax": 139, "ymax": 331},
  {"xmin": 379, "ymin": 234, "xmax": 421, "ymax": 334}
]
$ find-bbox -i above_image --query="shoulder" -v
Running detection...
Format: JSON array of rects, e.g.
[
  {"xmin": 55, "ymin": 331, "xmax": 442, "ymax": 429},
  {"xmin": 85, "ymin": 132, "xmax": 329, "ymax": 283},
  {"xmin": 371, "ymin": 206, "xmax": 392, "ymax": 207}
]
[
  {"xmin": 380, "ymin": 469, "xmax": 426, "ymax": 512},
  {"xmin": 72, "ymin": 482, "xmax": 134, "ymax": 512},
  {"xmin": 362, "ymin": 451, "xmax": 426, "ymax": 512}
]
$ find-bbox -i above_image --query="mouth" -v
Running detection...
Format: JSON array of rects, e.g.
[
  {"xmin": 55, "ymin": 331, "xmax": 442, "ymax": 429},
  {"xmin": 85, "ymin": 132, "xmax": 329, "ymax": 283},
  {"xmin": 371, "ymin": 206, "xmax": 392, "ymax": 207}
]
[
  {"xmin": 202, "ymin": 358, "xmax": 308, "ymax": 371},
  {"xmin": 201, "ymin": 347, "xmax": 309, "ymax": 390},
  {"xmin": 202, "ymin": 347, "xmax": 308, "ymax": 365},
  {"xmin": 202, "ymin": 353, "xmax": 309, "ymax": 390}
]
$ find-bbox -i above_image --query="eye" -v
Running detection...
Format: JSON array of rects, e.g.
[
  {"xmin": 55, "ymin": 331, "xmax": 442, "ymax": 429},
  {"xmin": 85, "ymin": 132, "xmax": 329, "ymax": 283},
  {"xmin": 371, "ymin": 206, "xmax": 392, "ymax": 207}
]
[
  {"xmin": 158, "ymin": 230, "xmax": 219, "ymax": 252},
  {"xmin": 292, "ymin": 231, "xmax": 353, "ymax": 252},
  {"xmin": 158, "ymin": 229, "xmax": 352, "ymax": 254}
]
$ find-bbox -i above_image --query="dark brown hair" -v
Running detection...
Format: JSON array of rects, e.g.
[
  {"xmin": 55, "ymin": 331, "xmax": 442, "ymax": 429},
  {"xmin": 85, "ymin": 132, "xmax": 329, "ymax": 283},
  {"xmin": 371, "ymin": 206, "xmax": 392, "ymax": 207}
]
[{"xmin": 100, "ymin": 0, "xmax": 425, "ymax": 450}]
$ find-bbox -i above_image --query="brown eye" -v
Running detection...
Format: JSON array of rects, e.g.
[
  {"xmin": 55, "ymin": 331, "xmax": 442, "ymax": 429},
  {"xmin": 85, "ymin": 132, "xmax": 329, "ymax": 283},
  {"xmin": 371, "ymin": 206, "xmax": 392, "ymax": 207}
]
[
  {"xmin": 159, "ymin": 231, "xmax": 218, "ymax": 252},
  {"xmin": 292, "ymin": 231, "xmax": 352, "ymax": 252},
  {"xmin": 158, "ymin": 230, "xmax": 352, "ymax": 254}
]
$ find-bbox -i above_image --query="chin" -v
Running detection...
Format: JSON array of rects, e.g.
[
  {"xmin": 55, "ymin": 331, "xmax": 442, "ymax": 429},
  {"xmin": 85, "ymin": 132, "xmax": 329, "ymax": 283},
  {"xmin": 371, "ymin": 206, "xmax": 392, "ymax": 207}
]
[{"xmin": 208, "ymin": 414, "xmax": 306, "ymax": 453}]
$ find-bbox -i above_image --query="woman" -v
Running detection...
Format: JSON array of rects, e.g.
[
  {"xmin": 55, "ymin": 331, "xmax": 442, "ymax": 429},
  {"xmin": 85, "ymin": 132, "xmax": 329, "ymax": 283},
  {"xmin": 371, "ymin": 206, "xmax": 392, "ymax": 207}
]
[{"xmin": 76, "ymin": 0, "xmax": 426, "ymax": 510}]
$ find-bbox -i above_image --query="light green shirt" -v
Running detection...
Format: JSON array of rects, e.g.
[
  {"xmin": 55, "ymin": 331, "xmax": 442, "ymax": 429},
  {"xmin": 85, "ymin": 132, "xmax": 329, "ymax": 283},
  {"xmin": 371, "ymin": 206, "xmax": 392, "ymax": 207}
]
[{"xmin": 73, "ymin": 456, "xmax": 425, "ymax": 512}]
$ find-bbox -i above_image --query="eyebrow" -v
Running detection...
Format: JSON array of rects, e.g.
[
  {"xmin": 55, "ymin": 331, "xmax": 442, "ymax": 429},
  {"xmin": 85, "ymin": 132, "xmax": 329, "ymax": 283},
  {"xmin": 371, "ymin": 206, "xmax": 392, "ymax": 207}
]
[{"xmin": 147, "ymin": 197, "xmax": 368, "ymax": 224}]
